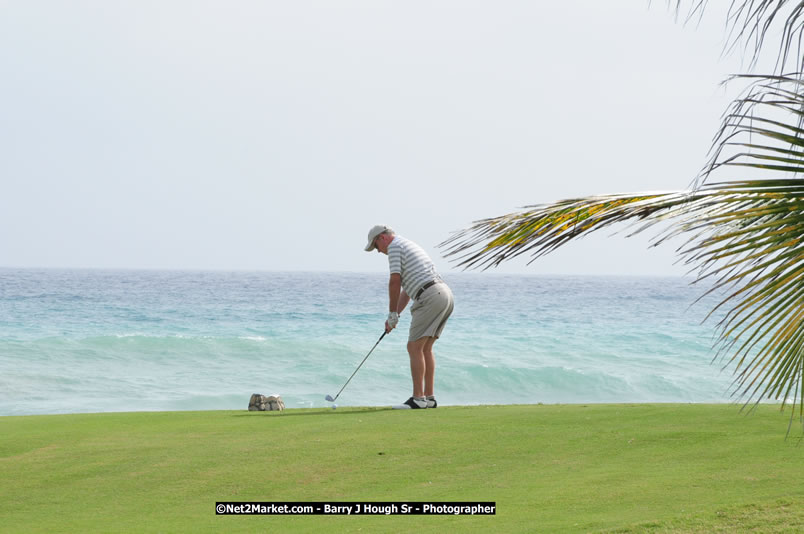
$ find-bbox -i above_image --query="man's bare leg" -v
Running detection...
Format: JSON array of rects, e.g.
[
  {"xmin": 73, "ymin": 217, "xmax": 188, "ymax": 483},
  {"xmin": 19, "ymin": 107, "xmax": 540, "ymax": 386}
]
[
  {"xmin": 407, "ymin": 337, "xmax": 431, "ymax": 398},
  {"xmin": 423, "ymin": 336, "xmax": 436, "ymax": 397}
]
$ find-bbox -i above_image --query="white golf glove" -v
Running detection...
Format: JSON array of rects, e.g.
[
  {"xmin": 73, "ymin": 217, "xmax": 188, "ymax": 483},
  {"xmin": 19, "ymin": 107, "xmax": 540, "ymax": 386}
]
[{"xmin": 386, "ymin": 311, "xmax": 399, "ymax": 329}]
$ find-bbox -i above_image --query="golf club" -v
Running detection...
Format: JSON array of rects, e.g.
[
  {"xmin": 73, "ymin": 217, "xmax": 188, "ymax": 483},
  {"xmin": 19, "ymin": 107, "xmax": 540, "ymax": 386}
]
[{"xmin": 325, "ymin": 331, "xmax": 387, "ymax": 403}]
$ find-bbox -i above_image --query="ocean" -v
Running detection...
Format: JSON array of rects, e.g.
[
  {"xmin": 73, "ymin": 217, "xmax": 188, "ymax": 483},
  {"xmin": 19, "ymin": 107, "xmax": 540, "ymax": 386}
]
[{"xmin": 0, "ymin": 268, "xmax": 737, "ymax": 416}]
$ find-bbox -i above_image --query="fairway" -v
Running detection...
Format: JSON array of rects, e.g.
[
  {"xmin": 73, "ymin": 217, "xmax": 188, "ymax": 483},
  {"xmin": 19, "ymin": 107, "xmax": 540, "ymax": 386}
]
[{"xmin": 1, "ymin": 404, "xmax": 803, "ymax": 533}]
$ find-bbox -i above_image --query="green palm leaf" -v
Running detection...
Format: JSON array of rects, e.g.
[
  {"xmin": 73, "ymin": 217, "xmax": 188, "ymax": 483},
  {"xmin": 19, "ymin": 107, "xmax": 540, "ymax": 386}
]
[{"xmin": 440, "ymin": 73, "xmax": 804, "ymax": 427}]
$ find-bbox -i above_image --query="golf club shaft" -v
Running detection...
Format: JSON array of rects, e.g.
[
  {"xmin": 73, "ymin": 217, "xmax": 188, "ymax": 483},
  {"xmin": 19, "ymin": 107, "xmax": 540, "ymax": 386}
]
[{"xmin": 330, "ymin": 331, "xmax": 386, "ymax": 401}]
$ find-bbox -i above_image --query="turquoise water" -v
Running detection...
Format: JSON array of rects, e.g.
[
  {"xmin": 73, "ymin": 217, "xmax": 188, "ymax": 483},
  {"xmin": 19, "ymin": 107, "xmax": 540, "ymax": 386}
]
[{"xmin": 0, "ymin": 269, "xmax": 735, "ymax": 415}]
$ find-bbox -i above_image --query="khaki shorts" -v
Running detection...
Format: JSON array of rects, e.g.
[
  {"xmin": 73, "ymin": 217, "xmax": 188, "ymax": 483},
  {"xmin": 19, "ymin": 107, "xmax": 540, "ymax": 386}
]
[{"xmin": 409, "ymin": 282, "xmax": 454, "ymax": 342}]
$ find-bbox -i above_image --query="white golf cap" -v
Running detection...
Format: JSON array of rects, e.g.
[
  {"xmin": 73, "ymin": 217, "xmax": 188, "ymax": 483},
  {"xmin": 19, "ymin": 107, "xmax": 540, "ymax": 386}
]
[{"xmin": 365, "ymin": 224, "xmax": 393, "ymax": 251}]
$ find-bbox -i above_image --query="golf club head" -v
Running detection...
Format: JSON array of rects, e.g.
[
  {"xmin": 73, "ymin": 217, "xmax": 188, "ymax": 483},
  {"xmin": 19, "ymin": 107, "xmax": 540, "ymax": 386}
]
[{"xmin": 325, "ymin": 394, "xmax": 335, "ymax": 402}]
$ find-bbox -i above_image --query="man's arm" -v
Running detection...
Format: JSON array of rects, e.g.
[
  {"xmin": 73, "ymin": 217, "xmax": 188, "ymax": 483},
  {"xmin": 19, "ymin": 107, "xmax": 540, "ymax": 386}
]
[
  {"xmin": 397, "ymin": 289, "xmax": 410, "ymax": 314},
  {"xmin": 386, "ymin": 273, "xmax": 405, "ymax": 332},
  {"xmin": 388, "ymin": 273, "xmax": 402, "ymax": 313}
]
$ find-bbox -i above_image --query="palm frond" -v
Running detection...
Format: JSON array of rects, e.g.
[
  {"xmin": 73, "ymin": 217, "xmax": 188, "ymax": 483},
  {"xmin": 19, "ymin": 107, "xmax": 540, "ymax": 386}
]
[
  {"xmin": 672, "ymin": 1, "xmax": 804, "ymax": 73},
  {"xmin": 439, "ymin": 191, "xmax": 695, "ymax": 271},
  {"xmin": 439, "ymin": 74, "xmax": 804, "ymax": 427},
  {"xmin": 701, "ymin": 74, "xmax": 804, "ymax": 189}
]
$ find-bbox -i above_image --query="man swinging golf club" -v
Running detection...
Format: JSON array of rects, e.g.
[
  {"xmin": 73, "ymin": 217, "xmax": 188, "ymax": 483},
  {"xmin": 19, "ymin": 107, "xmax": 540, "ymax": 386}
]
[{"xmin": 365, "ymin": 225, "xmax": 454, "ymax": 409}]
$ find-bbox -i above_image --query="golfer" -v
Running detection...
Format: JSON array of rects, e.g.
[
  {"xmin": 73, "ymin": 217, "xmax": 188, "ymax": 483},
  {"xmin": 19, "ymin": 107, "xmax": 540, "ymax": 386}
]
[{"xmin": 365, "ymin": 225, "xmax": 454, "ymax": 409}]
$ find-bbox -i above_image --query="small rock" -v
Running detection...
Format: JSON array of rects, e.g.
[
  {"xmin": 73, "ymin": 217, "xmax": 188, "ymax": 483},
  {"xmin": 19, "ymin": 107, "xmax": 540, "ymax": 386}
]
[{"xmin": 248, "ymin": 393, "xmax": 285, "ymax": 411}]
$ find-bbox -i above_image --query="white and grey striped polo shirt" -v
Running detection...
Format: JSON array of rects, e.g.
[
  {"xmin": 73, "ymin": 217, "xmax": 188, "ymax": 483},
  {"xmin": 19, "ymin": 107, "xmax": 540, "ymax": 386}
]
[{"xmin": 387, "ymin": 235, "xmax": 441, "ymax": 299}]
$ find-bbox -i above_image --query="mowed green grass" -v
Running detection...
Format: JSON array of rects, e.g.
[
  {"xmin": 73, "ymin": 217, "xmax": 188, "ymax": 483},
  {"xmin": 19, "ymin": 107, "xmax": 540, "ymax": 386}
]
[{"xmin": 1, "ymin": 404, "xmax": 803, "ymax": 533}]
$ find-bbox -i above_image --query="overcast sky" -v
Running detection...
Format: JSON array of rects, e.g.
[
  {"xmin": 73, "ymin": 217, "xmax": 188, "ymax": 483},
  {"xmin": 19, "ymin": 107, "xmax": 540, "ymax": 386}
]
[{"xmin": 0, "ymin": 1, "xmax": 778, "ymax": 275}]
